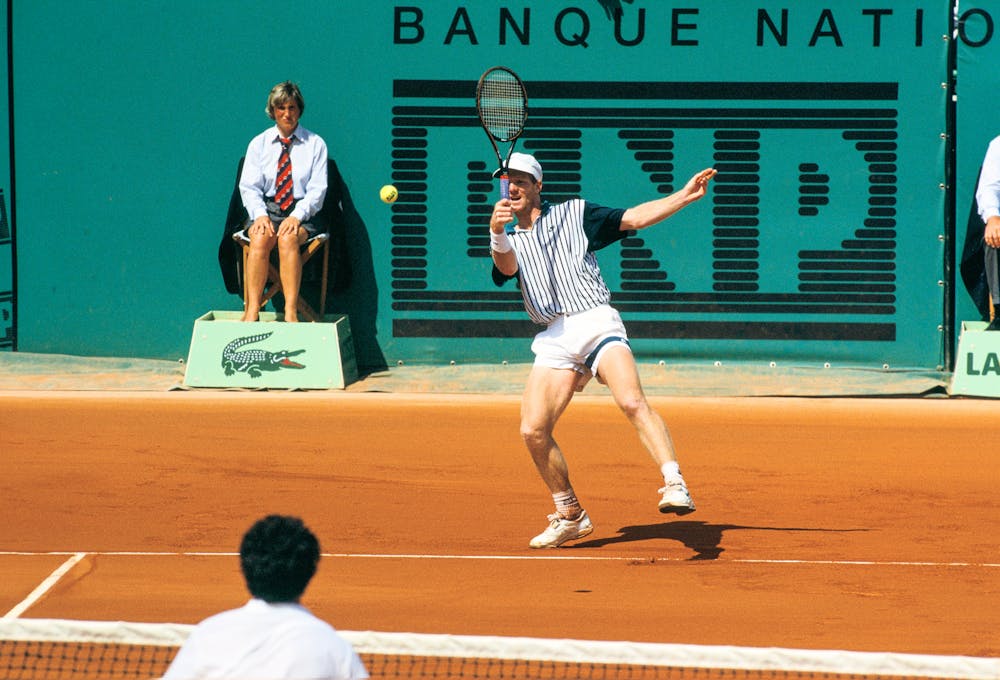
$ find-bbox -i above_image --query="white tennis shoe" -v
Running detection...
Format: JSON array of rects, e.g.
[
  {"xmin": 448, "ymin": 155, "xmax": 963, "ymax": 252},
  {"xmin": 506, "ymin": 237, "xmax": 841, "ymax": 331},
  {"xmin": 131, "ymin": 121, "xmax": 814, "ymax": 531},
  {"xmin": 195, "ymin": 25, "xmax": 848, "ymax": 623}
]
[
  {"xmin": 658, "ymin": 479, "xmax": 696, "ymax": 515},
  {"xmin": 529, "ymin": 510, "xmax": 593, "ymax": 548}
]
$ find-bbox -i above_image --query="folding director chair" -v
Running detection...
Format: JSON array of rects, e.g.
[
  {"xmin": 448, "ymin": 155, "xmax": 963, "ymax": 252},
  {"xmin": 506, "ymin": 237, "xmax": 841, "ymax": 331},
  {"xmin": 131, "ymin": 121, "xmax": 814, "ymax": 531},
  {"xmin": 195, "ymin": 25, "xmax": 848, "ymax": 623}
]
[{"xmin": 232, "ymin": 228, "xmax": 329, "ymax": 322}]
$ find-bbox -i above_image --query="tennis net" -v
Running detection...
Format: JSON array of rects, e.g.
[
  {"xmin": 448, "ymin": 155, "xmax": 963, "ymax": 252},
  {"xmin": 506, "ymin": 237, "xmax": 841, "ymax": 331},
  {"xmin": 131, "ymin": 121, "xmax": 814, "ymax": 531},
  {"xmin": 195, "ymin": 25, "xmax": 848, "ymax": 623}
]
[{"xmin": 1, "ymin": 618, "xmax": 997, "ymax": 679}]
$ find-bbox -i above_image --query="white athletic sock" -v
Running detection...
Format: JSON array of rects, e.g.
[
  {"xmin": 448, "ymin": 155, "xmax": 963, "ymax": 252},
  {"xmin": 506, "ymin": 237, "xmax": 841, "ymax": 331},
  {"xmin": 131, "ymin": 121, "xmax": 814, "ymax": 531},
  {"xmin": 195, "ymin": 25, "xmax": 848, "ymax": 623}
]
[
  {"xmin": 660, "ymin": 461, "xmax": 683, "ymax": 483},
  {"xmin": 552, "ymin": 489, "xmax": 583, "ymax": 520}
]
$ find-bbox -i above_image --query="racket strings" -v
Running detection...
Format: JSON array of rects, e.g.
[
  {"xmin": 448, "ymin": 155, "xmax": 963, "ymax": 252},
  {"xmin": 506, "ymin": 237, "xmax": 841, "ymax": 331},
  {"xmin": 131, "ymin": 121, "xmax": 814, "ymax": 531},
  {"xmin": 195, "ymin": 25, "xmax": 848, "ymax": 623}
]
[{"xmin": 478, "ymin": 72, "xmax": 526, "ymax": 142}]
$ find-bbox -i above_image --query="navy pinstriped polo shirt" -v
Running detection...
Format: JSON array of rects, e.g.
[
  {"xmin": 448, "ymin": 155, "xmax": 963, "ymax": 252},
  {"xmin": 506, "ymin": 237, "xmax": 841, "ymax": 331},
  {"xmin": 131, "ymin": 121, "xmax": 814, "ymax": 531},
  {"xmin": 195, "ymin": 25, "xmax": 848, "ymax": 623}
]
[{"xmin": 492, "ymin": 199, "xmax": 629, "ymax": 325}]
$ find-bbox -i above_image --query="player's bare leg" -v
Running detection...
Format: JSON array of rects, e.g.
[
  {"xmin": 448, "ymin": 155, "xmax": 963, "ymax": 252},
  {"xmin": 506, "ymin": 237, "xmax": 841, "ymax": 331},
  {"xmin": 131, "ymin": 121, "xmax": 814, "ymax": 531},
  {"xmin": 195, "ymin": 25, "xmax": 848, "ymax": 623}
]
[
  {"xmin": 277, "ymin": 228, "xmax": 307, "ymax": 323},
  {"xmin": 597, "ymin": 345, "xmax": 696, "ymax": 514},
  {"xmin": 520, "ymin": 365, "xmax": 578, "ymax": 492},
  {"xmin": 521, "ymin": 365, "xmax": 594, "ymax": 547},
  {"xmin": 596, "ymin": 346, "xmax": 677, "ymax": 465},
  {"xmin": 241, "ymin": 232, "xmax": 278, "ymax": 322}
]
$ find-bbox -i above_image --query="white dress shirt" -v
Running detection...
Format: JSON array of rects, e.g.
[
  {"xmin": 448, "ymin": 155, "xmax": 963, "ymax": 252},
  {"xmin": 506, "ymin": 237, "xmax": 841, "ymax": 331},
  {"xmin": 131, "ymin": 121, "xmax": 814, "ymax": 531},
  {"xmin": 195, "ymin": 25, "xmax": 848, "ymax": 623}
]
[
  {"xmin": 239, "ymin": 125, "xmax": 328, "ymax": 223},
  {"xmin": 163, "ymin": 599, "xmax": 368, "ymax": 680},
  {"xmin": 976, "ymin": 135, "xmax": 1000, "ymax": 223}
]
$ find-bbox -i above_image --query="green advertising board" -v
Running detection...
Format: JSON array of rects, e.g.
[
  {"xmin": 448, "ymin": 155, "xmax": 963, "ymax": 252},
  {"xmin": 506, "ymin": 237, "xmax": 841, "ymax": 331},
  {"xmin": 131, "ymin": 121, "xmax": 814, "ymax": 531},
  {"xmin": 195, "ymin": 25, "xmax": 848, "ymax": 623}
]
[{"xmin": 0, "ymin": 2, "xmax": 979, "ymax": 372}]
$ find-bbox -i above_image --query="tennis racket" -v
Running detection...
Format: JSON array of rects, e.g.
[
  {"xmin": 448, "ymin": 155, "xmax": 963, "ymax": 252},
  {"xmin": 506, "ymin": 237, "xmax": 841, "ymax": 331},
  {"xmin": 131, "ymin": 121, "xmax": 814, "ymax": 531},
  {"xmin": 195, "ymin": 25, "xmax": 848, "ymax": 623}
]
[{"xmin": 475, "ymin": 66, "xmax": 528, "ymax": 200}]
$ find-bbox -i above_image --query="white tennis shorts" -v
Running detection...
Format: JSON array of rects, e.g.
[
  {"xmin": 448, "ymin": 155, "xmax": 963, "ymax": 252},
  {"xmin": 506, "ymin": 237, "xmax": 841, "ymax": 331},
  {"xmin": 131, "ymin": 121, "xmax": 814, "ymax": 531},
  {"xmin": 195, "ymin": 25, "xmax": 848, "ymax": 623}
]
[{"xmin": 531, "ymin": 305, "xmax": 631, "ymax": 384}]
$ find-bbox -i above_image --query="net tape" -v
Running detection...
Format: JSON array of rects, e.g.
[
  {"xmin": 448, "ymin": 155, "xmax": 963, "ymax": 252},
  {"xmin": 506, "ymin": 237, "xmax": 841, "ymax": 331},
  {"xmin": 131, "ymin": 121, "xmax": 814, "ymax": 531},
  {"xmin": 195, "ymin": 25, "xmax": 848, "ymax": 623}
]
[{"xmin": 1, "ymin": 619, "xmax": 997, "ymax": 680}]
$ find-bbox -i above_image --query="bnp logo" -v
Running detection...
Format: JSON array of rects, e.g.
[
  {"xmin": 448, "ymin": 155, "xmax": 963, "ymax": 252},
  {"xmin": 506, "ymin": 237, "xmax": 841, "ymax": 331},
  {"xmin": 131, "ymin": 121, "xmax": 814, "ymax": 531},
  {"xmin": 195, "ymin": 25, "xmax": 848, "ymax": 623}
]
[{"xmin": 964, "ymin": 351, "xmax": 1000, "ymax": 377}]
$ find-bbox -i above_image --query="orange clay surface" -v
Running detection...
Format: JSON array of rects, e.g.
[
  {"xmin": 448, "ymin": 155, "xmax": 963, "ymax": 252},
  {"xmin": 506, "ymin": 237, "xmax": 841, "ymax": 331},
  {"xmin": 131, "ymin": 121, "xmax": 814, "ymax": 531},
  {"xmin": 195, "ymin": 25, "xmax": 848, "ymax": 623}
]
[{"xmin": 0, "ymin": 391, "xmax": 997, "ymax": 658}]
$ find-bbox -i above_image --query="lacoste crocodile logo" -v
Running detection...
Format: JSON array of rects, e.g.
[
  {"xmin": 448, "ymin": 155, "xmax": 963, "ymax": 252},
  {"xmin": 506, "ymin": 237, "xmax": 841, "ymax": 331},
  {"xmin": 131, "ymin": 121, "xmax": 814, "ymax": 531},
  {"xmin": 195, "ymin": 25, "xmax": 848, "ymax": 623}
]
[{"xmin": 222, "ymin": 332, "xmax": 306, "ymax": 378}]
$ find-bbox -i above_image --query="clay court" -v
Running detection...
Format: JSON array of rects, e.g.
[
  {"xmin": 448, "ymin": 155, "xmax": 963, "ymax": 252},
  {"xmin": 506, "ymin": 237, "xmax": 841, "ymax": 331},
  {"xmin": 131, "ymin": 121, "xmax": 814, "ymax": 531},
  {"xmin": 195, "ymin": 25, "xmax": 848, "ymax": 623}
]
[{"xmin": 1, "ymin": 384, "xmax": 997, "ymax": 673}]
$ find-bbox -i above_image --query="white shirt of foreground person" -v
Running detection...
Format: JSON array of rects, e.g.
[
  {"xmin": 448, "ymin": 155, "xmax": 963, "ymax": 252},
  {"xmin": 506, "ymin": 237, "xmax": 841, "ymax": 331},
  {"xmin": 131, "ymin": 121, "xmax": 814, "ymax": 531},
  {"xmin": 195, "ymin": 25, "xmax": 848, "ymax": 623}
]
[{"xmin": 162, "ymin": 599, "xmax": 368, "ymax": 680}]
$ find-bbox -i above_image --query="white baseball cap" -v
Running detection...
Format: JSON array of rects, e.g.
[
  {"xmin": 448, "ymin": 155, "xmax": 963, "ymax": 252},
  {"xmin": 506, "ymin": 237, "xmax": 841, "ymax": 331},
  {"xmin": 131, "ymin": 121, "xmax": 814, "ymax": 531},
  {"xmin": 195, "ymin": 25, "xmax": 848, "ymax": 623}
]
[{"xmin": 495, "ymin": 152, "xmax": 542, "ymax": 181}]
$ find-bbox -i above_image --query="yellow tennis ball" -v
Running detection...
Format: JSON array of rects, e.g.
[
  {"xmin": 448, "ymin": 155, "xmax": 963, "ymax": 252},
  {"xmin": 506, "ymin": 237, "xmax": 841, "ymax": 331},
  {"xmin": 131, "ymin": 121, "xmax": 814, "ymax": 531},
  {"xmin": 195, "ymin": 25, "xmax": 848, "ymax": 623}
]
[{"xmin": 380, "ymin": 184, "xmax": 398, "ymax": 203}]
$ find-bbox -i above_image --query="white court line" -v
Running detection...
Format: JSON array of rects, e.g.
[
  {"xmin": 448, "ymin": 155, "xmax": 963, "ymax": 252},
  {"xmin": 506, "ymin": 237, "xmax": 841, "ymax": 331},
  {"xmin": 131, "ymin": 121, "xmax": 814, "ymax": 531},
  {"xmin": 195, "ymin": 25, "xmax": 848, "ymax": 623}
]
[
  {"xmin": 0, "ymin": 550, "xmax": 997, "ymax": 568},
  {"xmin": 3, "ymin": 552, "xmax": 87, "ymax": 620}
]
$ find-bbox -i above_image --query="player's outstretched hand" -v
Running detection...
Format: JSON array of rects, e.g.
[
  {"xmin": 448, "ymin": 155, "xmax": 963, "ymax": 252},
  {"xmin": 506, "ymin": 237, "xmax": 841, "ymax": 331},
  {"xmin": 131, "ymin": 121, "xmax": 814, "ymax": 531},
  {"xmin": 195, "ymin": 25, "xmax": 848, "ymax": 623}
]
[{"xmin": 683, "ymin": 168, "xmax": 717, "ymax": 201}]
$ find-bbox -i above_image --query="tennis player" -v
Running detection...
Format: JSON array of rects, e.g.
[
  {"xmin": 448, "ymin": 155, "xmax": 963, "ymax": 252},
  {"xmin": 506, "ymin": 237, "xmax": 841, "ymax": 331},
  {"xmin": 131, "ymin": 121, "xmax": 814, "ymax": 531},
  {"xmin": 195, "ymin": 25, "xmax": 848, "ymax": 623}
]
[
  {"xmin": 489, "ymin": 153, "xmax": 716, "ymax": 548},
  {"xmin": 163, "ymin": 515, "xmax": 368, "ymax": 679}
]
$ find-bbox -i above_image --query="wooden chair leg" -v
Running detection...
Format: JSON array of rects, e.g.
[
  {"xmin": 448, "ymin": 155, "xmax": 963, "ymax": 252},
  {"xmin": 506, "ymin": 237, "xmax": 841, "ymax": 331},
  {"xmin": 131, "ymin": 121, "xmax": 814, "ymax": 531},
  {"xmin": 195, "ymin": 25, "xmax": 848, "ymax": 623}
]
[
  {"xmin": 319, "ymin": 240, "xmax": 329, "ymax": 320},
  {"xmin": 293, "ymin": 238, "xmax": 329, "ymax": 322},
  {"xmin": 240, "ymin": 245, "xmax": 250, "ymax": 313},
  {"xmin": 238, "ymin": 233, "xmax": 328, "ymax": 321}
]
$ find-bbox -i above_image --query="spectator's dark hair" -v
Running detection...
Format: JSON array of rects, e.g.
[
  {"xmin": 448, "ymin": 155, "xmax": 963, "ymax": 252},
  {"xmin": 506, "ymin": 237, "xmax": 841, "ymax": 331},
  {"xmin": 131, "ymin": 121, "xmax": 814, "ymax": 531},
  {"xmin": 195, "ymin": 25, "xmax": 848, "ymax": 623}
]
[{"xmin": 239, "ymin": 515, "xmax": 320, "ymax": 603}]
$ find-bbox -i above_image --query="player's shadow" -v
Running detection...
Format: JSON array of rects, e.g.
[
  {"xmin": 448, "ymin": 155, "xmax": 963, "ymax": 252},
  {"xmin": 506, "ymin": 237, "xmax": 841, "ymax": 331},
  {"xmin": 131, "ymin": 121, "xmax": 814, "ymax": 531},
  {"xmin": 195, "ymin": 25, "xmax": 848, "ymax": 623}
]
[{"xmin": 572, "ymin": 520, "xmax": 866, "ymax": 560}]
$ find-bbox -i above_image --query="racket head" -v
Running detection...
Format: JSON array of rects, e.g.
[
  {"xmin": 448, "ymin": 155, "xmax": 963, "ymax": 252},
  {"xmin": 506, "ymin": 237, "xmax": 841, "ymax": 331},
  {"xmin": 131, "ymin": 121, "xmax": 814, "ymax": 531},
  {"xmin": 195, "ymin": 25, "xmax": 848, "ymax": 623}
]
[{"xmin": 476, "ymin": 66, "xmax": 528, "ymax": 144}]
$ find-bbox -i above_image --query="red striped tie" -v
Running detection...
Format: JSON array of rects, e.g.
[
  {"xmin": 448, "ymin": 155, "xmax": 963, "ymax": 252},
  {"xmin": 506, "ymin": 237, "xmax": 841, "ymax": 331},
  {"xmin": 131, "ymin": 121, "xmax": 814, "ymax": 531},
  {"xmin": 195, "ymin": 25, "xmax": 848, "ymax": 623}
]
[{"xmin": 275, "ymin": 137, "xmax": 293, "ymax": 212}]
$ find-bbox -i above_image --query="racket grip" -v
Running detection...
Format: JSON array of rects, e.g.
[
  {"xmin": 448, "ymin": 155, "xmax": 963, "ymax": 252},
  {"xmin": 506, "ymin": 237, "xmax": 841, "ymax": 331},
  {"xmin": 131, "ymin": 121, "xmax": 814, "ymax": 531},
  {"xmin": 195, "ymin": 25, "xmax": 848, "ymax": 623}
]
[{"xmin": 500, "ymin": 175, "xmax": 510, "ymax": 200}]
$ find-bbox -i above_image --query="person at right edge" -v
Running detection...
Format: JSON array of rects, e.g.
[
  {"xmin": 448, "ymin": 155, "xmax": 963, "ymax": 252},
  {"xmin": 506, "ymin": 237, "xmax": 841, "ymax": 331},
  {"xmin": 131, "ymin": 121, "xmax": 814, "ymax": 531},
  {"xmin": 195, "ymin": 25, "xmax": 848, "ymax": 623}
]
[
  {"xmin": 975, "ymin": 135, "xmax": 1000, "ymax": 330},
  {"xmin": 489, "ymin": 152, "xmax": 717, "ymax": 549}
]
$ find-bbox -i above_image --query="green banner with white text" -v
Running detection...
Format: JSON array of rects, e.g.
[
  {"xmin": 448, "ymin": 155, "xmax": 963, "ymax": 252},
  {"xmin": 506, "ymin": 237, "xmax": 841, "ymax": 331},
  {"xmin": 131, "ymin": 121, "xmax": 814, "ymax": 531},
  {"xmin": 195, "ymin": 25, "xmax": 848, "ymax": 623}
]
[{"xmin": 3, "ymin": 2, "xmax": 971, "ymax": 371}]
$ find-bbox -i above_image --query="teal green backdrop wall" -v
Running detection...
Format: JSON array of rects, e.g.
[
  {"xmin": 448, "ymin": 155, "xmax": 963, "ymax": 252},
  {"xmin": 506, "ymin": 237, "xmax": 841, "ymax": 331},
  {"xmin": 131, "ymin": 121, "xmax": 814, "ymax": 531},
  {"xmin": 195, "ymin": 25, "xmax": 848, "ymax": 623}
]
[
  {"xmin": 1, "ymin": 0, "xmax": 11, "ymax": 350},
  {"xmin": 2, "ymin": 1, "xmax": 993, "ymax": 373}
]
